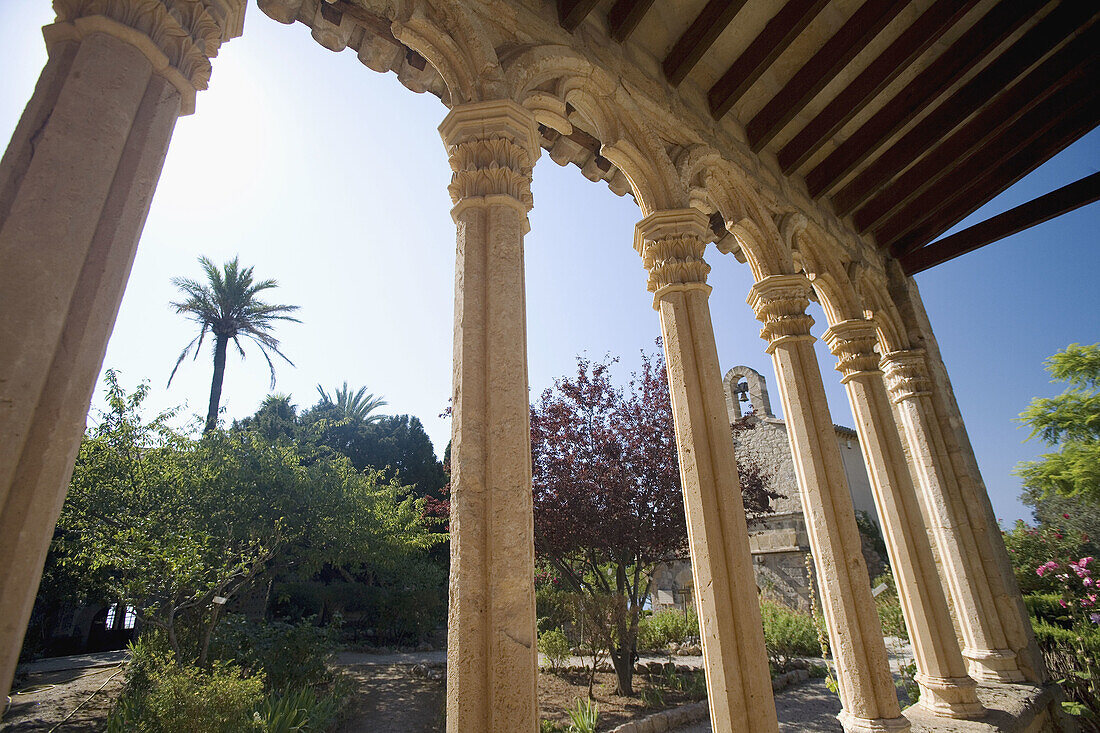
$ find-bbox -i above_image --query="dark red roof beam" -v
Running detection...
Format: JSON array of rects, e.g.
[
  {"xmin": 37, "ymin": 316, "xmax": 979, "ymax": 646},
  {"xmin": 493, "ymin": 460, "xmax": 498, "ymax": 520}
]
[
  {"xmin": 559, "ymin": 0, "xmax": 601, "ymax": 31},
  {"xmin": 609, "ymin": 0, "xmax": 657, "ymax": 42},
  {"xmin": 804, "ymin": 0, "xmax": 1041, "ymax": 198},
  {"xmin": 747, "ymin": 0, "xmax": 908, "ymax": 152},
  {"xmin": 885, "ymin": 93, "xmax": 1100, "ymax": 256},
  {"xmin": 899, "ymin": 171, "xmax": 1100, "ymax": 274},
  {"xmin": 777, "ymin": 0, "xmax": 979, "ymax": 175},
  {"xmin": 664, "ymin": 0, "xmax": 749, "ymax": 86},
  {"xmin": 836, "ymin": 4, "xmax": 1099, "ymax": 220},
  {"xmin": 708, "ymin": 0, "xmax": 831, "ymax": 119}
]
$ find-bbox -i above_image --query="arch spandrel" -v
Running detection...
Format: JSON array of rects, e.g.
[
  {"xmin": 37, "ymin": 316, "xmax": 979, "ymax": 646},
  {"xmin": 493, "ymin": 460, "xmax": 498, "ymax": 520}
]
[
  {"xmin": 677, "ymin": 145, "xmax": 795, "ymax": 280},
  {"xmin": 782, "ymin": 215, "xmax": 866, "ymax": 327}
]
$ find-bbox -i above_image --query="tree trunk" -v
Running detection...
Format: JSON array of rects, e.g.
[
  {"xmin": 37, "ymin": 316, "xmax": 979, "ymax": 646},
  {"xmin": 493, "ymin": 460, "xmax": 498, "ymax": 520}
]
[
  {"xmin": 205, "ymin": 335, "xmax": 228, "ymax": 433},
  {"xmin": 610, "ymin": 644, "xmax": 635, "ymax": 695}
]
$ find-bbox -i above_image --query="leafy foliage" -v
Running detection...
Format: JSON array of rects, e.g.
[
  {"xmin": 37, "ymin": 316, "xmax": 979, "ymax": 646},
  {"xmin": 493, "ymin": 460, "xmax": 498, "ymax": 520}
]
[
  {"xmin": 759, "ymin": 600, "xmax": 819, "ymax": 668},
  {"xmin": 538, "ymin": 628, "xmax": 572, "ymax": 670},
  {"xmin": 636, "ymin": 609, "xmax": 700, "ymax": 652},
  {"xmin": 531, "ymin": 350, "xmax": 684, "ymax": 696},
  {"xmin": 315, "ymin": 382, "xmax": 387, "ymax": 424},
  {"xmin": 566, "ymin": 698, "xmax": 598, "ymax": 733},
  {"xmin": 53, "ymin": 373, "xmax": 443, "ymax": 660},
  {"xmin": 1016, "ymin": 343, "xmax": 1100, "ymax": 503},
  {"xmin": 169, "ymin": 256, "xmax": 300, "ymax": 432}
]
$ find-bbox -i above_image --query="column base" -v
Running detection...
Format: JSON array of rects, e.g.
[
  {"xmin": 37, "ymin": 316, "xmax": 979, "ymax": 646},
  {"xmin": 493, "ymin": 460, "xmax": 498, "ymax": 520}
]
[
  {"xmin": 914, "ymin": 674, "xmax": 986, "ymax": 719},
  {"xmin": 964, "ymin": 648, "xmax": 1024, "ymax": 683},
  {"xmin": 838, "ymin": 710, "xmax": 912, "ymax": 732}
]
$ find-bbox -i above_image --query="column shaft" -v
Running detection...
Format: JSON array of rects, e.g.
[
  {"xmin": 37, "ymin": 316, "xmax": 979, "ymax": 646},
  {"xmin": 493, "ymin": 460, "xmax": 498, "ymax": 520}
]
[
  {"xmin": 882, "ymin": 350, "xmax": 1024, "ymax": 682},
  {"xmin": 0, "ymin": 21, "xmax": 205, "ymax": 699},
  {"xmin": 749, "ymin": 276, "xmax": 906, "ymax": 733},
  {"xmin": 823, "ymin": 321, "xmax": 983, "ymax": 719},
  {"xmin": 440, "ymin": 100, "xmax": 539, "ymax": 733},
  {"xmin": 638, "ymin": 210, "xmax": 778, "ymax": 732}
]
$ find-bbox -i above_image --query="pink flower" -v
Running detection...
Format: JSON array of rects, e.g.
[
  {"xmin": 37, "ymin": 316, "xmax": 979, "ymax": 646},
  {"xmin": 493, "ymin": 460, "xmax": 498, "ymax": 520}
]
[
  {"xmin": 1060, "ymin": 599, "xmax": 1069, "ymax": 608},
  {"xmin": 1064, "ymin": 513, "xmax": 1071, "ymax": 519}
]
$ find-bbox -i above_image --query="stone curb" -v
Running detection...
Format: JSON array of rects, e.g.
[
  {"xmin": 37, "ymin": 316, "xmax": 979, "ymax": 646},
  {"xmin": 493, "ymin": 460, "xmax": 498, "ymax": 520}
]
[
  {"xmin": 605, "ymin": 701, "xmax": 709, "ymax": 733},
  {"xmin": 603, "ymin": 668, "xmax": 813, "ymax": 733}
]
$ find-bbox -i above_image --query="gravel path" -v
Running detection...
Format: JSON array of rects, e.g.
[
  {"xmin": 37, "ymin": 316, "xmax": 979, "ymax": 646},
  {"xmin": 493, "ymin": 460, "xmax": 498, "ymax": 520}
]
[{"xmin": 671, "ymin": 678, "xmax": 843, "ymax": 733}]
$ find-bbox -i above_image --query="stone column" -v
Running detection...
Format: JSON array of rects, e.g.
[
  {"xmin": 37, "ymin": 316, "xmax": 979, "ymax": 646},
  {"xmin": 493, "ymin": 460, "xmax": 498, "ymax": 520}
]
[
  {"xmin": 822, "ymin": 320, "xmax": 984, "ymax": 719},
  {"xmin": 0, "ymin": 0, "xmax": 244, "ymax": 699},
  {"xmin": 439, "ymin": 100, "xmax": 540, "ymax": 733},
  {"xmin": 881, "ymin": 349, "xmax": 1024, "ymax": 683},
  {"xmin": 636, "ymin": 209, "xmax": 778, "ymax": 732},
  {"xmin": 748, "ymin": 275, "xmax": 907, "ymax": 733}
]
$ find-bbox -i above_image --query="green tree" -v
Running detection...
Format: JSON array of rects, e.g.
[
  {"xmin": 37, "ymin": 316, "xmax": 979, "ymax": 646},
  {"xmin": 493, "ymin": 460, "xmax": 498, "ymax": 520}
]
[
  {"xmin": 315, "ymin": 381, "xmax": 387, "ymax": 423},
  {"xmin": 53, "ymin": 373, "xmax": 444, "ymax": 660},
  {"xmin": 168, "ymin": 256, "xmax": 300, "ymax": 433},
  {"xmin": 1015, "ymin": 343, "xmax": 1100, "ymax": 503}
]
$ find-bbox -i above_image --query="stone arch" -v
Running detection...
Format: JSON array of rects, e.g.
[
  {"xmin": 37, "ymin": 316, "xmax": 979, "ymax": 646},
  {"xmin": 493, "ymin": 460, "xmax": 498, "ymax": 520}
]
[
  {"xmin": 257, "ymin": 0, "xmax": 503, "ymax": 106},
  {"xmin": 677, "ymin": 145, "xmax": 794, "ymax": 279},
  {"xmin": 723, "ymin": 365, "xmax": 773, "ymax": 420},
  {"xmin": 782, "ymin": 214, "xmax": 865, "ymax": 326},
  {"xmin": 856, "ymin": 267, "xmax": 910, "ymax": 354},
  {"xmin": 501, "ymin": 45, "xmax": 685, "ymax": 216}
]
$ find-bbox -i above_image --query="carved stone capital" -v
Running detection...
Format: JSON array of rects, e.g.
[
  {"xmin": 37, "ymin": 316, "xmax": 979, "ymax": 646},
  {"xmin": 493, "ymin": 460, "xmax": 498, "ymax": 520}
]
[
  {"xmin": 881, "ymin": 349, "xmax": 933, "ymax": 404},
  {"xmin": 439, "ymin": 100, "xmax": 539, "ymax": 217},
  {"xmin": 747, "ymin": 274, "xmax": 815, "ymax": 351},
  {"xmin": 821, "ymin": 319, "xmax": 881, "ymax": 384},
  {"xmin": 49, "ymin": 0, "xmax": 245, "ymax": 114},
  {"xmin": 634, "ymin": 209, "xmax": 712, "ymax": 307}
]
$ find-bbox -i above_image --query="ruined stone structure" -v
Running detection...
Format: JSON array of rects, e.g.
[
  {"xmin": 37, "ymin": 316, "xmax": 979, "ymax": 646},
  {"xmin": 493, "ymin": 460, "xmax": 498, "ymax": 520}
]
[
  {"xmin": 653, "ymin": 365, "xmax": 881, "ymax": 612},
  {"xmin": 3, "ymin": 0, "xmax": 1091, "ymax": 730}
]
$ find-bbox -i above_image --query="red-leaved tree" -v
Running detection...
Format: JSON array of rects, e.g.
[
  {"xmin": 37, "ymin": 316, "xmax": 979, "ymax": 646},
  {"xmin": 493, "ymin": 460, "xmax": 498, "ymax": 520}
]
[
  {"xmin": 531, "ymin": 350, "xmax": 683, "ymax": 695},
  {"xmin": 531, "ymin": 345, "xmax": 779, "ymax": 695}
]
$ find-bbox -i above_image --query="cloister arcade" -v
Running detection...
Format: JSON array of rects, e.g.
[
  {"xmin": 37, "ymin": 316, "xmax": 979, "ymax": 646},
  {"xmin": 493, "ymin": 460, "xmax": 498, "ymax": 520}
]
[{"xmin": 2, "ymin": 0, "xmax": 1093, "ymax": 730}]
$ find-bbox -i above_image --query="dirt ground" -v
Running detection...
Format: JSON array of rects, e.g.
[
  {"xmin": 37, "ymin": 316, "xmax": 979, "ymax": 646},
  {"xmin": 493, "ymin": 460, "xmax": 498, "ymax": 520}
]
[
  {"xmin": 1, "ymin": 661, "xmax": 722, "ymax": 732},
  {"xmin": 2, "ymin": 665, "xmax": 126, "ymax": 732},
  {"xmin": 337, "ymin": 664, "xmax": 446, "ymax": 732}
]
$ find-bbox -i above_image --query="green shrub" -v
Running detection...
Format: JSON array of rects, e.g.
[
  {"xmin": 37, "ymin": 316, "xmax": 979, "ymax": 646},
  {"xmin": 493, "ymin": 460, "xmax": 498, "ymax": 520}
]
[
  {"xmin": 110, "ymin": 660, "xmax": 265, "ymax": 733},
  {"xmin": 636, "ymin": 608, "xmax": 700, "ymax": 651},
  {"xmin": 212, "ymin": 615, "xmax": 335, "ymax": 691},
  {"xmin": 540, "ymin": 720, "xmax": 567, "ymax": 733},
  {"xmin": 760, "ymin": 600, "xmax": 818, "ymax": 665},
  {"xmin": 1032, "ymin": 618, "xmax": 1100, "ymax": 724},
  {"xmin": 538, "ymin": 628, "xmax": 572, "ymax": 669},
  {"xmin": 1024, "ymin": 593, "xmax": 1073, "ymax": 628},
  {"xmin": 872, "ymin": 573, "xmax": 909, "ymax": 642}
]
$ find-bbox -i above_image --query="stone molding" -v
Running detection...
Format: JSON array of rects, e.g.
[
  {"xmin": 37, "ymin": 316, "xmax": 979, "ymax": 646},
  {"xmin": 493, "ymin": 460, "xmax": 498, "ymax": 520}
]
[
  {"xmin": 49, "ymin": 0, "xmax": 245, "ymax": 114},
  {"xmin": 747, "ymin": 274, "xmax": 815, "ymax": 351},
  {"xmin": 634, "ymin": 209, "xmax": 712, "ymax": 307},
  {"xmin": 822, "ymin": 319, "xmax": 882, "ymax": 384},
  {"xmin": 439, "ymin": 99, "xmax": 539, "ymax": 218},
  {"xmin": 881, "ymin": 350, "xmax": 934, "ymax": 405}
]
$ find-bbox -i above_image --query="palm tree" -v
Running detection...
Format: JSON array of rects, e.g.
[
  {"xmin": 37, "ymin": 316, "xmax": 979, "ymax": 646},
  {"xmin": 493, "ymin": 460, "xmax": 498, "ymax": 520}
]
[
  {"xmin": 168, "ymin": 256, "xmax": 301, "ymax": 433},
  {"xmin": 315, "ymin": 381, "xmax": 387, "ymax": 424}
]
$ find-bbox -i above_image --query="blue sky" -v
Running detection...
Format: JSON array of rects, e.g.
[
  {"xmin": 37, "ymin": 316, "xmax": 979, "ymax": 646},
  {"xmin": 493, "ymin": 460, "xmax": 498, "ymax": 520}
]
[{"xmin": 2, "ymin": 2, "xmax": 1097, "ymax": 524}]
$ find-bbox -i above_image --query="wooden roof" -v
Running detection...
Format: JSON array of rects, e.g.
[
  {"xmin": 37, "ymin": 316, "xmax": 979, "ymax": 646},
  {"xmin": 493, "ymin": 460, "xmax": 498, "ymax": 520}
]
[{"xmin": 556, "ymin": 0, "xmax": 1100, "ymax": 273}]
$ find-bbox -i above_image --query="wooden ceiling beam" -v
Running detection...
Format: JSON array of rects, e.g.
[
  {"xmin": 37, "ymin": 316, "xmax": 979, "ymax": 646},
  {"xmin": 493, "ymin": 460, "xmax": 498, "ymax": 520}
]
[
  {"xmin": 804, "ymin": 0, "xmax": 1040, "ymax": 197},
  {"xmin": 663, "ymin": 0, "xmax": 749, "ymax": 86},
  {"xmin": 559, "ymin": 0, "xmax": 602, "ymax": 31},
  {"xmin": 884, "ymin": 93, "xmax": 1100, "ymax": 255},
  {"xmin": 836, "ymin": 5, "xmax": 1098, "ymax": 221},
  {"xmin": 747, "ymin": 0, "xmax": 908, "ymax": 152},
  {"xmin": 777, "ymin": 0, "xmax": 978, "ymax": 174},
  {"xmin": 876, "ymin": 78, "xmax": 1098, "ymax": 247},
  {"xmin": 899, "ymin": 171, "xmax": 1100, "ymax": 274},
  {"xmin": 708, "ymin": 0, "xmax": 831, "ymax": 119},
  {"xmin": 608, "ymin": 0, "xmax": 657, "ymax": 42}
]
